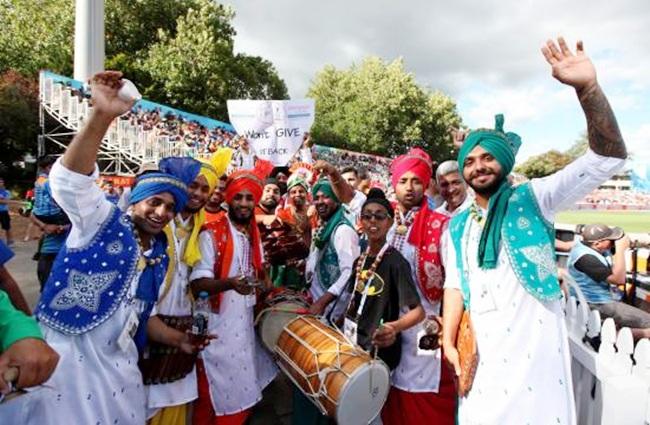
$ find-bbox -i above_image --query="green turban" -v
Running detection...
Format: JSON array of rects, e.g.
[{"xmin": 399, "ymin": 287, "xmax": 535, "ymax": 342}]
[
  {"xmin": 311, "ymin": 178, "xmax": 340, "ymax": 204},
  {"xmin": 457, "ymin": 114, "xmax": 522, "ymax": 270},
  {"xmin": 287, "ymin": 174, "xmax": 308, "ymax": 192}
]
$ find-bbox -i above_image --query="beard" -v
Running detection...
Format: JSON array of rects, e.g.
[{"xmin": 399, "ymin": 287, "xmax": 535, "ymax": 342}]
[
  {"xmin": 184, "ymin": 202, "xmax": 204, "ymax": 215},
  {"xmin": 228, "ymin": 206, "xmax": 252, "ymax": 225},
  {"xmin": 467, "ymin": 171, "xmax": 504, "ymax": 197},
  {"xmin": 260, "ymin": 198, "xmax": 278, "ymax": 211}
]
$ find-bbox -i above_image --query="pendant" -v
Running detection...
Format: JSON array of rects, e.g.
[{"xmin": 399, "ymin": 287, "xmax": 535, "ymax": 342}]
[
  {"xmin": 396, "ymin": 224, "xmax": 408, "ymax": 235},
  {"xmin": 137, "ymin": 256, "xmax": 147, "ymax": 271},
  {"xmin": 355, "ymin": 280, "xmax": 365, "ymax": 293}
]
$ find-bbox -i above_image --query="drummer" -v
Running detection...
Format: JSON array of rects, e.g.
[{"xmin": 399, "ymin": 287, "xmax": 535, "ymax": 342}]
[{"xmin": 343, "ymin": 188, "xmax": 424, "ymax": 371}]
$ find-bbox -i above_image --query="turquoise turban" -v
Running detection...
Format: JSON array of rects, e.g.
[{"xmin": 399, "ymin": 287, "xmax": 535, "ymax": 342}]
[
  {"xmin": 457, "ymin": 114, "xmax": 522, "ymax": 269},
  {"xmin": 458, "ymin": 114, "xmax": 521, "ymax": 178}
]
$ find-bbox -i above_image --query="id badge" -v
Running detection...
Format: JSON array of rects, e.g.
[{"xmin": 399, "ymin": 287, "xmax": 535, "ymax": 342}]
[
  {"xmin": 343, "ymin": 317, "xmax": 358, "ymax": 345},
  {"xmin": 117, "ymin": 310, "xmax": 139, "ymax": 353}
]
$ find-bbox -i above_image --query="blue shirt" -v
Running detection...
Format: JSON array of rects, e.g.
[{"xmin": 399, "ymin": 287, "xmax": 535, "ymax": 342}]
[
  {"xmin": 568, "ymin": 242, "xmax": 613, "ymax": 304},
  {"xmin": 40, "ymin": 232, "xmax": 68, "ymax": 254},
  {"xmin": 0, "ymin": 240, "xmax": 14, "ymax": 265},
  {"xmin": 33, "ymin": 175, "xmax": 63, "ymax": 217},
  {"xmin": 0, "ymin": 189, "xmax": 9, "ymax": 212}
]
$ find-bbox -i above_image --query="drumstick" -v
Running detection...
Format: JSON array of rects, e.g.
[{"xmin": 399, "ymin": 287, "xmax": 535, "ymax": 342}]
[
  {"xmin": 370, "ymin": 319, "xmax": 383, "ymax": 393},
  {"xmin": 267, "ymin": 307, "xmax": 310, "ymax": 315}
]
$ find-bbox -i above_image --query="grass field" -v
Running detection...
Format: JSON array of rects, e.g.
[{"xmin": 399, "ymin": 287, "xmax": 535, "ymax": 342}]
[{"xmin": 556, "ymin": 210, "xmax": 650, "ymax": 233}]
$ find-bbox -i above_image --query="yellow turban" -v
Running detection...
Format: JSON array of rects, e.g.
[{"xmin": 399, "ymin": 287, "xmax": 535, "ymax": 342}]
[{"xmin": 184, "ymin": 147, "xmax": 233, "ymax": 267}]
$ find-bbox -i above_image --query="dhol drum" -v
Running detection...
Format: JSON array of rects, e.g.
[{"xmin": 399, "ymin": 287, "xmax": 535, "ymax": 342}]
[
  {"xmin": 256, "ymin": 292, "xmax": 310, "ymax": 351},
  {"xmin": 138, "ymin": 315, "xmax": 197, "ymax": 385},
  {"xmin": 276, "ymin": 316, "xmax": 389, "ymax": 424}
]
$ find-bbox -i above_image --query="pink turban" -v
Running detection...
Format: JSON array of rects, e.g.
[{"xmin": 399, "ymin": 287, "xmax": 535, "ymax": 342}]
[{"xmin": 390, "ymin": 148, "xmax": 433, "ymax": 189}]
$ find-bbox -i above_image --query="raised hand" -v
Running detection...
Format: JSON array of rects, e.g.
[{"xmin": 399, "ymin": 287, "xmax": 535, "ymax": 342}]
[
  {"xmin": 541, "ymin": 37, "xmax": 597, "ymax": 92},
  {"xmin": 88, "ymin": 71, "xmax": 136, "ymax": 119}
]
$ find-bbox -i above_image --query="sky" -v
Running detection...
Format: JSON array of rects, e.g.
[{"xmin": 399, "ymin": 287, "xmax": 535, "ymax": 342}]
[{"xmin": 224, "ymin": 0, "xmax": 649, "ymax": 164}]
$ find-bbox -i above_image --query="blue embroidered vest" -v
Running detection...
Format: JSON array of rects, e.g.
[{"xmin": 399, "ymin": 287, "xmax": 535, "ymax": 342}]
[
  {"xmin": 36, "ymin": 207, "xmax": 139, "ymax": 334},
  {"xmin": 449, "ymin": 182, "xmax": 561, "ymax": 307}
]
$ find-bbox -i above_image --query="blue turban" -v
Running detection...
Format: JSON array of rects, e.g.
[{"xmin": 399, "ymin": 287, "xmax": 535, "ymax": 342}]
[
  {"xmin": 457, "ymin": 114, "xmax": 522, "ymax": 269},
  {"xmin": 129, "ymin": 172, "xmax": 189, "ymax": 213},
  {"xmin": 158, "ymin": 156, "xmax": 202, "ymax": 186}
]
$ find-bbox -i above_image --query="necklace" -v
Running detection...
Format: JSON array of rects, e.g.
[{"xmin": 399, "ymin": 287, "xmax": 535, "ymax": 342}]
[
  {"xmin": 469, "ymin": 202, "xmax": 485, "ymax": 229},
  {"xmin": 132, "ymin": 222, "xmax": 166, "ymax": 271},
  {"xmin": 174, "ymin": 215, "xmax": 193, "ymax": 241},
  {"xmin": 394, "ymin": 208, "xmax": 414, "ymax": 236},
  {"xmin": 354, "ymin": 243, "xmax": 389, "ymax": 293}
]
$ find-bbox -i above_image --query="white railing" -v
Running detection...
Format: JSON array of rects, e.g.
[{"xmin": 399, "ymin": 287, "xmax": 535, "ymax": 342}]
[
  {"xmin": 39, "ymin": 74, "xmax": 193, "ymax": 170},
  {"xmin": 565, "ymin": 277, "xmax": 650, "ymax": 424}
]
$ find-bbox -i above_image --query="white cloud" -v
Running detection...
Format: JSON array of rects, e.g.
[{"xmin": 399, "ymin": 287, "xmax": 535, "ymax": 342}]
[
  {"xmin": 225, "ymin": 0, "xmax": 650, "ymax": 161},
  {"xmin": 625, "ymin": 124, "xmax": 650, "ymax": 161}
]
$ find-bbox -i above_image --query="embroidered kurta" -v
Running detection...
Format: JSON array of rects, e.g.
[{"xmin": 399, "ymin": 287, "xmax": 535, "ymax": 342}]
[
  {"xmin": 190, "ymin": 220, "xmax": 277, "ymax": 415},
  {"xmin": 33, "ymin": 159, "xmax": 148, "ymax": 425},
  {"xmin": 145, "ymin": 215, "xmax": 198, "ymax": 418},
  {"xmin": 444, "ymin": 150, "xmax": 625, "ymax": 424}
]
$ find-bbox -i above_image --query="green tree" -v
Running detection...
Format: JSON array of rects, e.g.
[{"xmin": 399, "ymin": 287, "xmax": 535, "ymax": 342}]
[
  {"xmin": 515, "ymin": 133, "xmax": 590, "ymax": 179},
  {"xmin": 0, "ymin": 70, "xmax": 39, "ymax": 178},
  {"xmin": 142, "ymin": 1, "xmax": 287, "ymax": 120},
  {"xmin": 307, "ymin": 57, "xmax": 462, "ymax": 159},
  {"xmin": 515, "ymin": 150, "xmax": 573, "ymax": 179},
  {"xmin": 0, "ymin": 0, "xmax": 74, "ymax": 76}
]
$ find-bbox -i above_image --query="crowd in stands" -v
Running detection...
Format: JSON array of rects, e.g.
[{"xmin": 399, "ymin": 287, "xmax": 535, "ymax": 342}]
[{"xmin": 578, "ymin": 188, "xmax": 650, "ymax": 209}]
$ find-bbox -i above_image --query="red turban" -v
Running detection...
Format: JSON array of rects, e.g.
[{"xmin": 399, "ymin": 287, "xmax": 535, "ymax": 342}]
[
  {"xmin": 224, "ymin": 159, "xmax": 274, "ymax": 204},
  {"xmin": 390, "ymin": 147, "xmax": 433, "ymax": 189}
]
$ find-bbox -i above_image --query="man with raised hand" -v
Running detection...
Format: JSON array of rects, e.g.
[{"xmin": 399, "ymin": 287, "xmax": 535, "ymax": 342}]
[
  {"xmin": 442, "ymin": 38, "xmax": 627, "ymax": 424},
  {"xmin": 33, "ymin": 71, "xmax": 192, "ymax": 425}
]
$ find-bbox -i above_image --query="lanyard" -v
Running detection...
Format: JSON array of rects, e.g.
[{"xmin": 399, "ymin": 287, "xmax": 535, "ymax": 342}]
[{"xmin": 352, "ymin": 243, "xmax": 389, "ymax": 320}]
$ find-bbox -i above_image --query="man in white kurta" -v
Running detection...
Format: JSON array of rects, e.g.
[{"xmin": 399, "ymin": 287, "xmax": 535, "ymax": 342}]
[
  {"xmin": 32, "ymin": 72, "xmax": 191, "ymax": 425},
  {"xmin": 39, "ymin": 159, "xmax": 149, "ymax": 424},
  {"xmin": 145, "ymin": 152, "xmax": 231, "ymax": 424},
  {"xmin": 306, "ymin": 177, "xmax": 360, "ymax": 321},
  {"xmin": 145, "ymin": 214, "xmax": 198, "ymax": 422},
  {"xmin": 444, "ymin": 150, "xmax": 623, "ymax": 424},
  {"xmin": 189, "ymin": 166, "xmax": 277, "ymax": 424},
  {"xmin": 442, "ymin": 37, "xmax": 628, "ymax": 425},
  {"xmin": 382, "ymin": 147, "xmax": 455, "ymax": 424}
]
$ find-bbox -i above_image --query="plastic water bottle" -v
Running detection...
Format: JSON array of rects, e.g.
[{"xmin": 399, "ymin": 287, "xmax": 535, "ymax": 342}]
[{"xmin": 191, "ymin": 291, "xmax": 210, "ymax": 344}]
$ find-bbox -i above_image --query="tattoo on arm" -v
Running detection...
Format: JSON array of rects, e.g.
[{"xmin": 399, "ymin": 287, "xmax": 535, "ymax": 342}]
[{"xmin": 578, "ymin": 84, "xmax": 627, "ymax": 159}]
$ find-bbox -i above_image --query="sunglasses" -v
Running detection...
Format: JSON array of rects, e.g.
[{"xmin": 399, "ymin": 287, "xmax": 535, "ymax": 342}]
[{"xmin": 360, "ymin": 212, "xmax": 390, "ymax": 221}]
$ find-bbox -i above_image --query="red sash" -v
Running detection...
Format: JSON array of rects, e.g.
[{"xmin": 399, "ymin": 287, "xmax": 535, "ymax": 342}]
[
  {"xmin": 409, "ymin": 200, "xmax": 448, "ymax": 304},
  {"xmin": 202, "ymin": 212, "xmax": 264, "ymax": 311}
]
